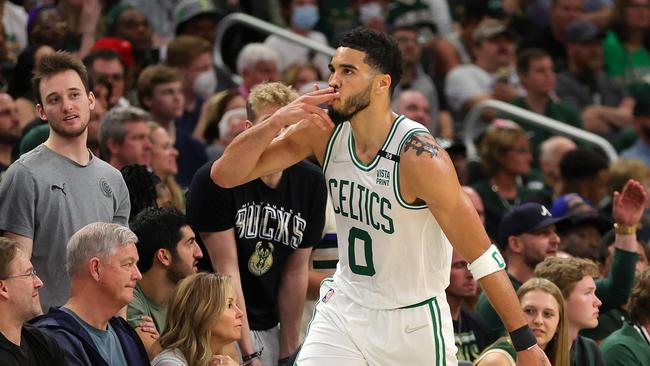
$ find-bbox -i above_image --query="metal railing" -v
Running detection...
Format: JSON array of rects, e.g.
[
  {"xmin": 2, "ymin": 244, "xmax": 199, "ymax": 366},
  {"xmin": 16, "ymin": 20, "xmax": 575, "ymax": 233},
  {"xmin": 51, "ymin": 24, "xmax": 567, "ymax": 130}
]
[
  {"xmin": 462, "ymin": 99, "xmax": 619, "ymax": 163},
  {"xmin": 214, "ymin": 12, "xmax": 335, "ymax": 85}
]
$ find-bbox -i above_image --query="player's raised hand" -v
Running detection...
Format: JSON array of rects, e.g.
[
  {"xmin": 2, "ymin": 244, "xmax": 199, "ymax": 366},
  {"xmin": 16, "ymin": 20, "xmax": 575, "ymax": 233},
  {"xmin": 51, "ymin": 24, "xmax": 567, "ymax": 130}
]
[
  {"xmin": 516, "ymin": 344, "xmax": 551, "ymax": 366},
  {"xmin": 271, "ymin": 87, "xmax": 338, "ymax": 131}
]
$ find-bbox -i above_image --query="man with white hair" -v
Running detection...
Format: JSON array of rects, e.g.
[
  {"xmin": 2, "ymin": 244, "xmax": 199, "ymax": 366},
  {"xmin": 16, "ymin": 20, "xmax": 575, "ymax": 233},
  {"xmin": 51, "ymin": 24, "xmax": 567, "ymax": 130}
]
[
  {"xmin": 31, "ymin": 223, "xmax": 149, "ymax": 366},
  {"xmin": 236, "ymin": 43, "xmax": 280, "ymax": 98}
]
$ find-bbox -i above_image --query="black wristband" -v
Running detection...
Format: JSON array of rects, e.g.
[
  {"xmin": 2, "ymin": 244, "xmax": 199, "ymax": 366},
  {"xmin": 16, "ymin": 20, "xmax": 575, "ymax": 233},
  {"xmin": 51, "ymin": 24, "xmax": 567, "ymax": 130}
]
[
  {"xmin": 510, "ymin": 325, "xmax": 537, "ymax": 352},
  {"xmin": 242, "ymin": 350, "xmax": 262, "ymax": 362}
]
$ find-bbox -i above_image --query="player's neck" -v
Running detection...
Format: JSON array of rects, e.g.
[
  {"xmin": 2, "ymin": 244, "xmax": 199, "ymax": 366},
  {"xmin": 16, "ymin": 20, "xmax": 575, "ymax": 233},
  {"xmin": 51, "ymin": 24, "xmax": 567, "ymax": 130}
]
[
  {"xmin": 45, "ymin": 131, "xmax": 90, "ymax": 165},
  {"xmin": 349, "ymin": 103, "xmax": 397, "ymax": 162}
]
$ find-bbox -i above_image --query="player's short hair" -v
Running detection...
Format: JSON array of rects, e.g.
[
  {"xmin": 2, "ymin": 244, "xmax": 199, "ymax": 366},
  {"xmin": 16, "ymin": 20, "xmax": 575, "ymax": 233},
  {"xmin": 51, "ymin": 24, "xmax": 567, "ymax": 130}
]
[
  {"xmin": 246, "ymin": 82, "xmax": 299, "ymax": 124},
  {"xmin": 32, "ymin": 51, "xmax": 90, "ymax": 105},
  {"xmin": 337, "ymin": 27, "xmax": 402, "ymax": 95},
  {"xmin": 534, "ymin": 256, "xmax": 599, "ymax": 299},
  {"xmin": 336, "ymin": 27, "xmax": 403, "ymax": 95}
]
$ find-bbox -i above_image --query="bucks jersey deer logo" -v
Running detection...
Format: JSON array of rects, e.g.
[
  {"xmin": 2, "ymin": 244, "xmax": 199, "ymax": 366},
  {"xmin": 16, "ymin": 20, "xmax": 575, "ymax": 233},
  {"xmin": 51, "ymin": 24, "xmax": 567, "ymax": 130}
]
[{"xmin": 248, "ymin": 241, "xmax": 275, "ymax": 276}]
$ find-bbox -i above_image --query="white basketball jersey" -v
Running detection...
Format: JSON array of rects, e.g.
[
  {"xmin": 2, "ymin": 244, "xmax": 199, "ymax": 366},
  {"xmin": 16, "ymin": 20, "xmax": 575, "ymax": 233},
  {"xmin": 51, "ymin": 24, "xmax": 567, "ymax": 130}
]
[{"xmin": 322, "ymin": 116, "xmax": 453, "ymax": 309}]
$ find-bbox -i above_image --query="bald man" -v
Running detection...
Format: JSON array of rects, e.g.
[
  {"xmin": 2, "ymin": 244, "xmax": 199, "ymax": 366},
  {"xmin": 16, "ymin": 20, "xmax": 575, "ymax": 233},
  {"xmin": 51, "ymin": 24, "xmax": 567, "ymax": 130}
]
[{"xmin": 539, "ymin": 136, "xmax": 577, "ymax": 196}]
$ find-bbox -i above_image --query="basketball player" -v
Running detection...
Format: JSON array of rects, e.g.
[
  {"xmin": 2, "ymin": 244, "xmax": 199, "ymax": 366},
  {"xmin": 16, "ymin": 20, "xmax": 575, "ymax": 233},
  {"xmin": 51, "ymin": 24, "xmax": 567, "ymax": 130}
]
[{"xmin": 211, "ymin": 27, "xmax": 549, "ymax": 366}]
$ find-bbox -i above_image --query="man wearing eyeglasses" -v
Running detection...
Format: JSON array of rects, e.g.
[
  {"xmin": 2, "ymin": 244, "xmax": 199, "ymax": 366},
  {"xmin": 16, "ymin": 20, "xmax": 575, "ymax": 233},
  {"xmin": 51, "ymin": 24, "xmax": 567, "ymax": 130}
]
[{"xmin": 0, "ymin": 237, "xmax": 66, "ymax": 365}]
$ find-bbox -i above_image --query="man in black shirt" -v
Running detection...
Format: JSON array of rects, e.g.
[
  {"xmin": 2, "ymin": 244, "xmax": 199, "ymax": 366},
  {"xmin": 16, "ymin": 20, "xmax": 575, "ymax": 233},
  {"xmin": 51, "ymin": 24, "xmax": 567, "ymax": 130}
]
[
  {"xmin": 0, "ymin": 237, "xmax": 66, "ymax": 366},
  {"xmin": 187, "ymin": 82, "xmax": 327, "ymax": 366}
]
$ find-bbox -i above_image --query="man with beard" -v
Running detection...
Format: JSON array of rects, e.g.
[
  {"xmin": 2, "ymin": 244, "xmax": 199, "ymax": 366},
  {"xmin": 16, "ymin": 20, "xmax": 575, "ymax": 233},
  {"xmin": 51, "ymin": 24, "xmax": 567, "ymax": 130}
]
[
  {"xmin": 478, "ymin": 181, "xmax": 645, "ymax": 342},
  {"xmin": 187, "ymin": 82, "xmax": 327, "ymax": 366},
  {"xmin": 0, "ymin": 51, "xmax": 130, "ymax": 311},
  {"xmin": 211, "ymin": 27, "xmax": 550, "ymax": 365},
  {"xmin": 0, "ymin": 93, "xmax": 21, "ymax": 175},
  {"xmin": 127, "ymin": 207, "xmax": 203, "ymax": 359},
  {"xmin": 477, "ymin": 203, "xmax": 565, "ymax": 340}
]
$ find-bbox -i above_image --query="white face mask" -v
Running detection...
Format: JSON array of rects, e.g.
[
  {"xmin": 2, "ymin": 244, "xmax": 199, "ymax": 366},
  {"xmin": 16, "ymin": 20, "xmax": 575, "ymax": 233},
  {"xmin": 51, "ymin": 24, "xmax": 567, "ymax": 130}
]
[{"xmin": 193, "ymin": 68, "xmax": 218, "ymax": 99}]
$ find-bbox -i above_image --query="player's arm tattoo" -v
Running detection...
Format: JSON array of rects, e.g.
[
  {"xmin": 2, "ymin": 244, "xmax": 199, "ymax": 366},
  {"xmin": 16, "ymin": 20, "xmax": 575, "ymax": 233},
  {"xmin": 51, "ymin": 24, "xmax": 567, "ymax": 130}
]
[{"xmin": 402, "ymin": 132, "xmax": 439, "ymax": 158}]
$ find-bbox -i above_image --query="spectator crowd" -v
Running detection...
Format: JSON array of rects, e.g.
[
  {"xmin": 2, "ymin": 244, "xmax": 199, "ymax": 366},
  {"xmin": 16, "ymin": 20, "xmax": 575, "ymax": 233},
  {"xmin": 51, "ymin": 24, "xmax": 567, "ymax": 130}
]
[{"xmin": 1, "ymin": 0, "xmax": 650, "ymax": 365}]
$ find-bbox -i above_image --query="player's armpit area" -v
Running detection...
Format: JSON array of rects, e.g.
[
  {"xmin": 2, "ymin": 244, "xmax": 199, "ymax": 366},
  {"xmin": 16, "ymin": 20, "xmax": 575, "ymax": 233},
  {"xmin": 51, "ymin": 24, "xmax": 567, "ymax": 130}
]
[{"xmin": 401, "ymin": 132, "xmax": 440, "ymax": 158}]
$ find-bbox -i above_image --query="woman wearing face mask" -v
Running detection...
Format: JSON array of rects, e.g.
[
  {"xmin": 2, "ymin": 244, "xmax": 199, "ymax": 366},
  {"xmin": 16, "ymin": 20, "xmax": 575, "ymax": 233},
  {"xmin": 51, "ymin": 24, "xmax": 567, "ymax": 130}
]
[
  {"xmin": 263, "ymin": 0, "xmax": 331, "ymax": 79},
  {"xmin": 474, "ymin": 278, "xmax": 570, "ymax": 366},
  {"xmin": 166, "ymin": 35, "xmax": 219, "ymax": 137},
  {"xmin": 152, "ymin": 273, "xmax": 244, "ymax": 366}
]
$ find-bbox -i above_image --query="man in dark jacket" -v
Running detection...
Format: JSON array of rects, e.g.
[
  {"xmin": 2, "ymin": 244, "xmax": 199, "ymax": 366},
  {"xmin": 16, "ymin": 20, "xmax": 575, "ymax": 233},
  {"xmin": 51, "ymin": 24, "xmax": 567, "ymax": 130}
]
[{"xmin": 31, "ymin": 222, "xmax": 149, "ymax": 366}]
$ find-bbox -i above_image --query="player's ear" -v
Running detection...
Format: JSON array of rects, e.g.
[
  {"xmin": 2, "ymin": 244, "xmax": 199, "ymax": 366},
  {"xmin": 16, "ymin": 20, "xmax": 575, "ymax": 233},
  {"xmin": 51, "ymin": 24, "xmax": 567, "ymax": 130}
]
[
  {"xmin": 376, "ymin": 74, "xmax": 391, "ymax": 93},
  {"xmin": 245, "ymin": 120, "xmax": 254, "ymax": 129}
]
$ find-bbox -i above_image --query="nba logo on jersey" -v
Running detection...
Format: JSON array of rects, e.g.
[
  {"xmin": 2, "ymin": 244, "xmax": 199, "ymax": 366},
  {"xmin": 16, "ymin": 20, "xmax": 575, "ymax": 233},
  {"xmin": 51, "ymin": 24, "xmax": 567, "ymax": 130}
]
[{"xmin": 321, "ymin": 288, "xmax": 335, "ymax": 303}]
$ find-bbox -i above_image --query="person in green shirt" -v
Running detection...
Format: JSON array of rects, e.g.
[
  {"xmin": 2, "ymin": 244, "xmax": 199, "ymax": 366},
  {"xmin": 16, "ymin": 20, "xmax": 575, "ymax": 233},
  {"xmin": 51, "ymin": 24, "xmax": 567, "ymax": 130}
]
[
  {"xmin": 601, "ymin": 267, "xmax": 650, "ymax": 366},
  {"xmin": 128, "ymin": 206, "xmax": 203, "ymax": 359},
  {"xmin": 476, "ymin": 179, "xmax": 646, "ymax": 341},
  {"xmin": 603, "ymin": 0, "xmax": 650, "ymax": 91},
  {"xmin": 500, "ymin": 48, "xmax": 582, "ymax": 166}
]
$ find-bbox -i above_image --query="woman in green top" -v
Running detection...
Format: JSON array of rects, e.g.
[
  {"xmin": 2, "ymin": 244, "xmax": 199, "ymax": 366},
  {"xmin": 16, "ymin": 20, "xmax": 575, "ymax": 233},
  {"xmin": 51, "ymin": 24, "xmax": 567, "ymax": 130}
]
[
  {"xmin": 603, "ymin": 0, "xmax": 650, "ymax": 90},
  {"xmin": 472, "ymin": 120, "xmax": 536, "ymax": 239},
  {"xmin": 475, "ymin": 278, "xmax": 570, "ymax": 366}
]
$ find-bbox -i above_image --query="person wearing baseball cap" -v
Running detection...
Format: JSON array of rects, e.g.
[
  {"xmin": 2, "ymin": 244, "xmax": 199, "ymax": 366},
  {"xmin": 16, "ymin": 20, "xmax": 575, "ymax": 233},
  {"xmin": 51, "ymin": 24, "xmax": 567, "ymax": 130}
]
[
  {"xmin": 477, "ymin": 202, "xmax": 565, "ymax": 340},
  {"xmin": 476, "ymin": 179, "xmax": 648, "ymax": 344}
]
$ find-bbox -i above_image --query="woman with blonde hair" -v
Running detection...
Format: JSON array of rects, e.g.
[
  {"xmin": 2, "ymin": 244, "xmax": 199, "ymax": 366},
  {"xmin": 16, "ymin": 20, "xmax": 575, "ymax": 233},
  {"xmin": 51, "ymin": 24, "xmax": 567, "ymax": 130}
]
[
  {"xmin": 471, "ymin": 119, "xmax": 537, "ymax": 239},
  {"xmin": 149, "ymin": 122, "xmax": 185, "ymax": 211},
  {"xmin": 475, "ymin": 277, "xmax": 570, "ymax": 366},
  {"xmin": 152, "ymin": 273, "xmax": 243, "ymax": 366}
]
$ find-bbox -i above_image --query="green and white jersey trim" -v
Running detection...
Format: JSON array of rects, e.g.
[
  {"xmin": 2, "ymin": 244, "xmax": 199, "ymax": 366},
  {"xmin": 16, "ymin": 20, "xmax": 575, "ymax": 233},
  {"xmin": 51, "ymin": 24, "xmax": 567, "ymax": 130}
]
[
  {"xmin": 324, "ymin": 116, "xmax": 453, "ymax": 309},
  {"xmin": 393, "ymin": 127, "xmax": 430, "ymax": 210}
]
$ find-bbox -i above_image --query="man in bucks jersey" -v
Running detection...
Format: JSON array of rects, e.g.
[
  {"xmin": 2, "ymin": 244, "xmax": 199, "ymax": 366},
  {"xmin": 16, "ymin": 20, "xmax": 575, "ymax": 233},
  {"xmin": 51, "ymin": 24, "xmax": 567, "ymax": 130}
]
[{"xmin": 211, "ymin": 27, "xmax": 550, "ymax": 366}]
